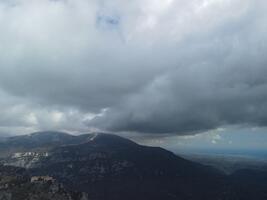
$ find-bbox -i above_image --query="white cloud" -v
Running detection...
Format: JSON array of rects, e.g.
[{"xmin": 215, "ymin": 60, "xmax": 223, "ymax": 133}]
[{"xmin": 0, "ymin": 0, "xmax": 266, "ymax": 135}]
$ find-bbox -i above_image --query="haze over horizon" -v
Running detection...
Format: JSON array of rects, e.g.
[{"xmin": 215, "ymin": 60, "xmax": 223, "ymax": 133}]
[{"xmin": 0, "ymin": 0, "xmax": 267, "ymax": 153}]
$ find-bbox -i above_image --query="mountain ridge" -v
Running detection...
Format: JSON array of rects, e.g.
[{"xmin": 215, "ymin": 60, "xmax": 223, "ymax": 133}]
[{"xmin": 0, "ymin": 131, "xmax": 267, "ymax": 200}]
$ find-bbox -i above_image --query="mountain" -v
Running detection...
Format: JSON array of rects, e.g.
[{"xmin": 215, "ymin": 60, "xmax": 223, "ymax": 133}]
[
  {"xmin": 0, "ymin": 131, "xmax": 267, "ymax": 200},
  {"xmin": 31, "ymin": 133, "xmax": 227, "ymax": 200}
]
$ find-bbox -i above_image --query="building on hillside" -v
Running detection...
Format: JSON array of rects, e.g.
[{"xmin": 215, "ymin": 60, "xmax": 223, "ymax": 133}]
[{"xmin": 30, "ymin": 176, "xmax": 55, "ymax": 183}]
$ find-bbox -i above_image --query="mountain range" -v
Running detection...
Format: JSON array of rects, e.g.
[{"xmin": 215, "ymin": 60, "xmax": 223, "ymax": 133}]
[{"xmin": 0, "ymin": 131, "xmax": 267, "ymax": 200}]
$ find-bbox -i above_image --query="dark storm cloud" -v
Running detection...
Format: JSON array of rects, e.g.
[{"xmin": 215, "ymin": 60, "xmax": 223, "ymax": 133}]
[{"xmin": 0, "ymin": 0, "xmax": 267, "ymax": 135}]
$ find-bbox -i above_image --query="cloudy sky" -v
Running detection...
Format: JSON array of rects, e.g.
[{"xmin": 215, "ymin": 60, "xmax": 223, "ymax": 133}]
[{"xmin": 0, "ymin": 0, "xmax": 267, "ymax": 150}]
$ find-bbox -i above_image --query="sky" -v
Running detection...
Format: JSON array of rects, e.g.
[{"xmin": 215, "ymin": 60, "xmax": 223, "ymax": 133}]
[{"xmin": 0, "ymin": 0, "xmax": 267, "ymax": 152}]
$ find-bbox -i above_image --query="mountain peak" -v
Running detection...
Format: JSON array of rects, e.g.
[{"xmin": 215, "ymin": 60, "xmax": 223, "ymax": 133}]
[
  {"xmin": 29, "ymin": 131, "xmax": 73, "ymax": 138},
  {"xmin": 30, "ymin": 131, "xmax": 66, "ymax": 135},
  {"xmin": 87, "ymin": 133, "xmax": 138, "ymax": 147}
]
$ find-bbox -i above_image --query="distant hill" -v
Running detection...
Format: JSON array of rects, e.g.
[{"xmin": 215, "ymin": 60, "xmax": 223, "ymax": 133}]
[{"xmin": 180, "ymin": 153, "xmax": 267, "ymax": 174}]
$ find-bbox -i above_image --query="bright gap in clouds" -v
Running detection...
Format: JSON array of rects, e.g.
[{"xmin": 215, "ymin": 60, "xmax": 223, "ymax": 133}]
[{"xmin": 136, "ymin": 126, "xmax": 267, "ymax": 157}]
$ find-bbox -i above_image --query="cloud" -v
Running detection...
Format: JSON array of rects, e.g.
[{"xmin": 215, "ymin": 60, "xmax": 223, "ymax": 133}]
[{"xmin": 0, "ymin": 0, "xmax": 266, "ymax": 135}]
